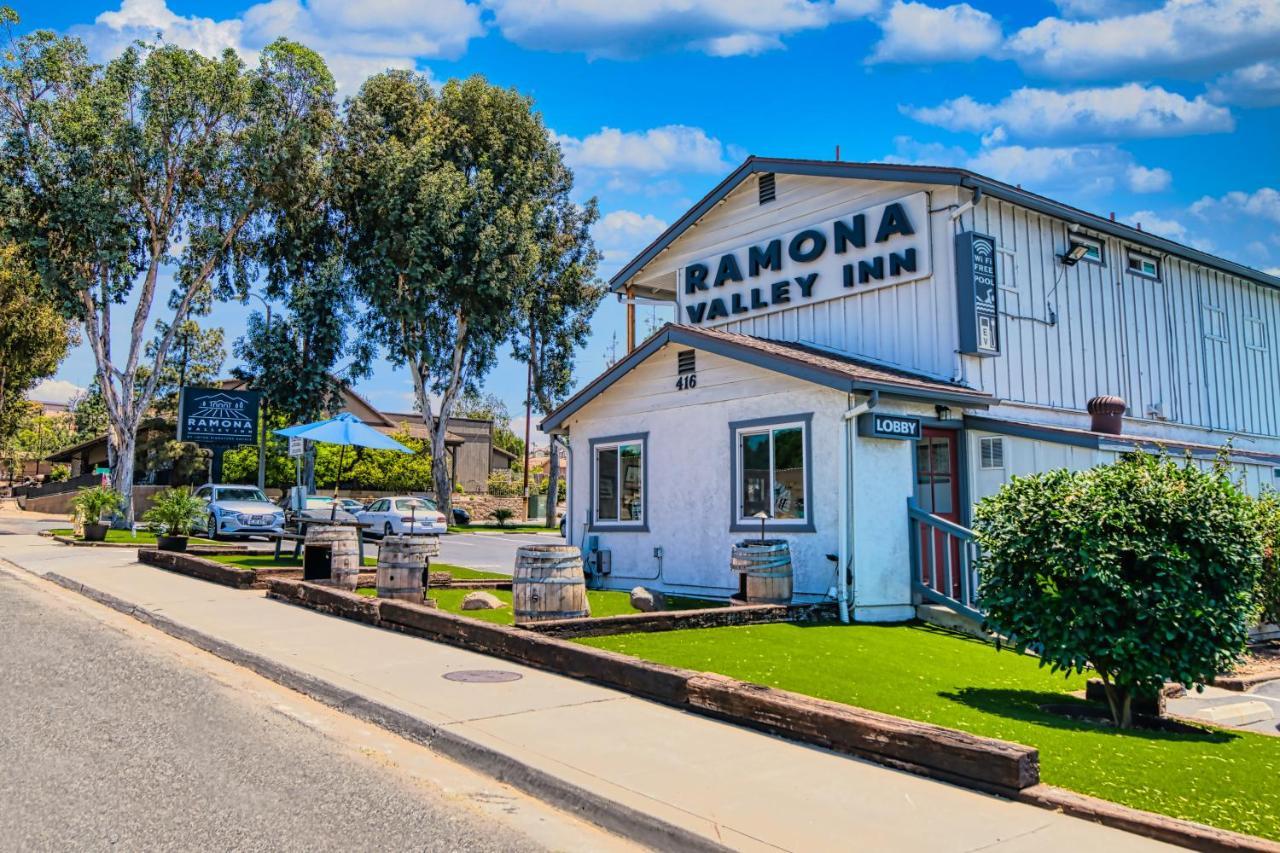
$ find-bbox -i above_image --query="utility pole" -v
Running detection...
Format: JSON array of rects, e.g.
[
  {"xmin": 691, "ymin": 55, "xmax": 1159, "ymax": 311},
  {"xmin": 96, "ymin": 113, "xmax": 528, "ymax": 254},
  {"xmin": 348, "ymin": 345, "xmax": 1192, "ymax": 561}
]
[
  {"xmin": 248, "ymin": 294, "xmax": 271, "ymax": 491},
  {"xmin": 521, "ymin": 334, "xmax": 533, "ymax": 514}
]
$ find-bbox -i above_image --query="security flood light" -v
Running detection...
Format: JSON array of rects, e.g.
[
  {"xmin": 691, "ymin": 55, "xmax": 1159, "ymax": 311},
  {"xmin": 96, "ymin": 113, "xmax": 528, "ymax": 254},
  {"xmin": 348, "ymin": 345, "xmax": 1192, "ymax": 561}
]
[{"xmin": 1060, "ymin": 241, "xmax": 1091, "ymax": 266}]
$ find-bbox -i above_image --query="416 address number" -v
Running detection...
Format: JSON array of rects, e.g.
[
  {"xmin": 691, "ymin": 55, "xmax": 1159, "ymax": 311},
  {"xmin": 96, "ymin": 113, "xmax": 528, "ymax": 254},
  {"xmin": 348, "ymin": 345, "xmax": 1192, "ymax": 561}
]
[{"xmin": 675, "ymin": 374, "xmax": 697, "ymax": 391}]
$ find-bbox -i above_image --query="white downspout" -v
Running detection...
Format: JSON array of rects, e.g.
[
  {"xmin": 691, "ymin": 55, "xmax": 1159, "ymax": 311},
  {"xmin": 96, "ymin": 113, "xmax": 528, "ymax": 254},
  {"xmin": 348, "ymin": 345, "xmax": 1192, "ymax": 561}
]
[{"xmin": 837, "ymin": 391, "xmax": 878, "ymax": 624}]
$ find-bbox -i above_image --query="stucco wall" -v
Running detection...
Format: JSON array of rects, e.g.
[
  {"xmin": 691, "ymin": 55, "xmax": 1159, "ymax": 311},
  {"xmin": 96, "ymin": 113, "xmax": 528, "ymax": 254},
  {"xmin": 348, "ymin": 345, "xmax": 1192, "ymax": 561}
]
[{"xmin": 562, "ymin": 340, "xmax": 930, "ymax": 619}]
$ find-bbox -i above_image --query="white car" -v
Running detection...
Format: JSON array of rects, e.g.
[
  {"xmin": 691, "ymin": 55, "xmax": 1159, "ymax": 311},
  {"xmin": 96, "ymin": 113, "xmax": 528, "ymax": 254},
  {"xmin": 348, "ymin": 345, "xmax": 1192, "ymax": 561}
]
[
  {"xmin": 194, "ymin": 483, "xmax": 285, "ymax": 539},
  {"xmin": 358, "ymin": 496, "xmax": 448, "ymax": 537}
]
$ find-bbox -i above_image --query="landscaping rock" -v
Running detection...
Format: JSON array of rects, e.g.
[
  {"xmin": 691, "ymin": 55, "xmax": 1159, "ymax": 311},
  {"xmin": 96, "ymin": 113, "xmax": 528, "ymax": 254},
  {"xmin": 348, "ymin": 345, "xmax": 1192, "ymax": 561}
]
[
  {"xmin": 460, "ymin": 591, "xmax": 506, "ymax": 611},
  {"xmin": 428, "ymin": 571, "xmax": 453, "ymax": 587},
  {"xmin": 630, "ymin": 586, "xmax": 665, "ymax": 612}
]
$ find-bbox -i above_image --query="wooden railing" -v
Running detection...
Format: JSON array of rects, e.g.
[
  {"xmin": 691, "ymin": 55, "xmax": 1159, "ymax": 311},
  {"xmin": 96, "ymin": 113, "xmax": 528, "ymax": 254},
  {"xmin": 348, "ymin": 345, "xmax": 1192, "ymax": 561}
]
[{"xmin": 907, "ymin": 498, "xmax": 982, "ymax": 622}]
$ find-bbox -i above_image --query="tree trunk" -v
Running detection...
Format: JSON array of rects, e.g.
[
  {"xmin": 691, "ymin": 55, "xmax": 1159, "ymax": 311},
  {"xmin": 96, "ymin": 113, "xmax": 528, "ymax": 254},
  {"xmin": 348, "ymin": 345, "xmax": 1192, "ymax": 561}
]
[
  {"xmin": 544, "ymin": 437, "xmax": 561, "ymax": 529},
  {"xmin": 430, "ymin": 416, "xmax": 454, "ymax": 520},
  {"xmin": 111, "ymin": 428, "xmax": 137, "ymax": 527},
  {"xmin": 1097, "ymin": 670, "xmax": 1133, "ymax": 729}
]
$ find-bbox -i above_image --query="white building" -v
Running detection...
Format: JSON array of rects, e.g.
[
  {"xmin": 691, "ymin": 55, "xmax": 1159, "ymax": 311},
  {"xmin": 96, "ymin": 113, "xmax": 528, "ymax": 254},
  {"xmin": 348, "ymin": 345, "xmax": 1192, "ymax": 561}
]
[{"xmin": 542, "ymin": 158, "xmax": 1280, "ymax": 622}]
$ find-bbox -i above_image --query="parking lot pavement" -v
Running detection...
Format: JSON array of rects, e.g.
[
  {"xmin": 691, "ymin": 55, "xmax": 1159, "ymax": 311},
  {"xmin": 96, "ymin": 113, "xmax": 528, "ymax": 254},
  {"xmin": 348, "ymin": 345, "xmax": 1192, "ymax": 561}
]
[
  {"xmin": 1168, "ymin": 682, "xmax": 1280, "ymax": 736},
  {"xmin": 436, "ymin": 531, "xmax": 566, "ymax": 574}
]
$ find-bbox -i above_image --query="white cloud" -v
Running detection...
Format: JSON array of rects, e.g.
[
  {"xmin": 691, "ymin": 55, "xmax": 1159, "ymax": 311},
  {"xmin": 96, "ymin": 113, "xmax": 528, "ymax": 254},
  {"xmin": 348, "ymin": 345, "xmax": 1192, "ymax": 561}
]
[
  {"xmin": 483, "ymin": 0, "xmax": 881, "ymax": 60},
  {"xmin": 593, "ymin": 210, "xmax": 668, "ymax": 265},
  {"xmin": 1190, "ymin": 187, "xmax": 1280, "ymax": 224},
  {"xmin": 73, "ymin": 0, "xmax": 482, "ymax": 92},
  {"xmin": 1122, "ymin": 210, "xmax": 1205, "ymax": 248},
  {"xmin": 868, "ymin": 1, "xmax": 1001, "ymax": 64},
  {"xmin": 1209, "ymin": 60, "xmax": 1280, "ymax": 107},
  {"xmin": 905, "ymin": 84, "xmax": 1233, "ymax": 141},
  {"xmin": 1126, "ymin": 164, "xmax": 1172, "ymax": 193},
  {"xmin": 554, "ymin": 125, "xmax": 739, "ymax": 174},
  {"xmin": 884, "ymin": 136, "xmax": 1170, "ymax": 202},
  {"xmin": 28, "ymin": 379, "xmax": 86, "ymax": 405},
  {"xmin": 1050, "ymin": 0, "xmax": 1162, "ymax": 17},
  {"xmin": 1006, "ymin": 0, "xmax": 1280, "ymax": 80}
]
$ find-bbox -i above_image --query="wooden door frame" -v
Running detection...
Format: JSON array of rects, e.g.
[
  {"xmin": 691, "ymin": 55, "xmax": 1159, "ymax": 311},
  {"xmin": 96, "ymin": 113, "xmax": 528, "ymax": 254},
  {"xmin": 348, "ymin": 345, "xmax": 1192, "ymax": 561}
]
[{"xmin": 913, "ymin": 420, "xmax": 971, "ymax": 528}]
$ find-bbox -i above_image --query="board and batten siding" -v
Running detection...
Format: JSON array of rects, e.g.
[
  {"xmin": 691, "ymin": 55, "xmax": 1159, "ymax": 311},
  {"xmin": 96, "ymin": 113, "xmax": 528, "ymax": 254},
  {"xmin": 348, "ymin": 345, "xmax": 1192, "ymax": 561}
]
[
  {"xmin": 957, "ymin": 197, "xmax": 1280, "ymax": 440},
  {"xmin": 633, "ymin": 174, "xmax": 962, "ymax": 382}
]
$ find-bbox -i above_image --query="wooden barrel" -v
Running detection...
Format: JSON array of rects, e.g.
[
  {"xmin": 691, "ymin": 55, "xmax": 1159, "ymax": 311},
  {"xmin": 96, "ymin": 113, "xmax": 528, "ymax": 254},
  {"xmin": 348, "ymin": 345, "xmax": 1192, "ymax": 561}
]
[
  {"xmin": 305, "ymin": 525, "xmax": 360, "ymax": 590},
  {"xmin": 730, "ymin": 539, "xmax": 793, "ymax": 605},
  {"xmin": 376, "ymin": 535, "xmax": 431, "ymax": 601},
  {"xmin": 512, "ymin": 545, "xmax": 589, "ymax": 623}
]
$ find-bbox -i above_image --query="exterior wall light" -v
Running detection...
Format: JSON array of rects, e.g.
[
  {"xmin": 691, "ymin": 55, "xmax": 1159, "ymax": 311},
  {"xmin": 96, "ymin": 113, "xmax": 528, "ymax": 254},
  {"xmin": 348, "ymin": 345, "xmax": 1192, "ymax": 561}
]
[{"xmin": 1059, "ymin": 242, "xmax": 1091, "ymax": 266}]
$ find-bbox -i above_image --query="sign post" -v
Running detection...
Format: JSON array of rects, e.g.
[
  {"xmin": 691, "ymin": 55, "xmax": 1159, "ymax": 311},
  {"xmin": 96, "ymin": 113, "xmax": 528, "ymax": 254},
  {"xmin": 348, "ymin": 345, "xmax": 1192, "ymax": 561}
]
[{"xmin": 177, "ymin": 387, "xmax": 261, "ymax": 484}]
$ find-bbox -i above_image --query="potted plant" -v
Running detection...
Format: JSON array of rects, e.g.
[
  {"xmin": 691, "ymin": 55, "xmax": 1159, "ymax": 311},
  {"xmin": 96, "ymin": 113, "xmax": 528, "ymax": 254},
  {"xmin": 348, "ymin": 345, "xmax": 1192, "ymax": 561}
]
[
  {"xmin": 142, "ymin": 486, "xmax": 205, "ymax": 552},
  {"xmin": 70, "ymin": 485, "xmax": 123, "ymax": 542}
]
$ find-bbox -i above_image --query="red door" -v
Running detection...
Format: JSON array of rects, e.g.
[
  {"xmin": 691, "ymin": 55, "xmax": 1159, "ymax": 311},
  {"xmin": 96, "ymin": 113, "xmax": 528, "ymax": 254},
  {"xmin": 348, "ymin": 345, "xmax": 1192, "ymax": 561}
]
[{"xmin": 915, "ymin": 429, "xmax": 962, "ymax": 598}]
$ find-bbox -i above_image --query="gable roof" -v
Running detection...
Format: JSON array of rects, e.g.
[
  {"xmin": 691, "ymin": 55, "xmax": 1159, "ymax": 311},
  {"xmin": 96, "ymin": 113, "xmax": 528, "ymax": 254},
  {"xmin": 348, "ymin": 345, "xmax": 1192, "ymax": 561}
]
[
  {"xmin": 541, "ymin": 324, "xmax": 992, "ymax": 432},
  {"xmin": 611, "ymin": 157, "xmax": 1280, "ymax": 297}
]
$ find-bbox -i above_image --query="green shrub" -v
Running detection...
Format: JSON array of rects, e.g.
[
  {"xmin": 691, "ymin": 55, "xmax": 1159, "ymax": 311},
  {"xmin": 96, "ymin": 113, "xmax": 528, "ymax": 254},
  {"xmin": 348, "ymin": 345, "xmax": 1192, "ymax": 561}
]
[
  {"xmin": 489, "ymin": 507, "xmax": 515, "ymax": 528},
  {"xmin": 486, "ymin": 470, "xmax": 521, "ymax": 497},
  {"xmin": 1256, "ymin": 491, "xmax": 1280, "ymax": 626},
  {"xmin": 142, "ymin": 487, "xmax": 205, "ymax": 537},
  {"xmin": 47, "ymin": 464, "xmax": 70, "ymax": 482},
  {"xmin": 973, "ymin": 452, "xmax": 1263, "ymax": 728},
  {"xmin": 71, "ymin": 485, "xmax": 123, "ymax": 524}
]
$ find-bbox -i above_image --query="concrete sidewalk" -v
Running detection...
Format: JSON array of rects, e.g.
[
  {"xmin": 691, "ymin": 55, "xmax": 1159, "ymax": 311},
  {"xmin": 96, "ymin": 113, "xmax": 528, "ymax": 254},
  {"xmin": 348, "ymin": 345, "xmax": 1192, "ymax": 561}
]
[{"xmin": 0, "ymin": 534, "xmax": 1171, "ymax": 852}]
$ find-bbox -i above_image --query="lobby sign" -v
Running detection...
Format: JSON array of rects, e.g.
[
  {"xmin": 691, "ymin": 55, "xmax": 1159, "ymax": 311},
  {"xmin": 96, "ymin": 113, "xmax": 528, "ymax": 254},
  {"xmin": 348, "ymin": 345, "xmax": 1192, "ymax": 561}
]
[
  {"xmin": 177, "ymin": 387, "xmax": 260, "ymax": 445},
  {"xmin": 856, "ymin": 412, "xmax": 922, "ymax": 441},
  {"xmin": 680, "ymin": 192, "xmax": 931, "ymax": 326},
  {"xmin": 955, "ymin": 231, "xmax": 1001, "ymax": 357}
]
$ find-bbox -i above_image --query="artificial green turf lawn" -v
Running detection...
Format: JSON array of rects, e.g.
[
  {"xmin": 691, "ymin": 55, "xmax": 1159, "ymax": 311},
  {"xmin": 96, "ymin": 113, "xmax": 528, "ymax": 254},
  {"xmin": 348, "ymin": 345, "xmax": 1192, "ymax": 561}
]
[
  {"xmin": 354, "ymin": 586, "xmax": 722, "ymax": 625},
  {"xmin": 49, "ymin": 528, "xmax": 217, "ymax": 546},
  {"xmin": 580, "ymin": 622, "xmax": 1280, "ymax": 841},
  {"xmin": 207, "ymin": 553, "xmax": 506, "ymax": 579}
]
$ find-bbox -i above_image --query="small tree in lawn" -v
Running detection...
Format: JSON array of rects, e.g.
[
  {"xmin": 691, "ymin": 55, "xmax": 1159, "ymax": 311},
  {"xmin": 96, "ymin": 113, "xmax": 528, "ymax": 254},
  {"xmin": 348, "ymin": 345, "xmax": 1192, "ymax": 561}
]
[
  {"xmin": 1256, "ymin": 491, "xmax": 1280, "ymax": 627},
  {"xmin": 974, "ymin": 452, "xmax": 1263, "ymax": 728},
  {"xmin": 489, "ymin": 507, "xmax": 515, "ymax": 529}
]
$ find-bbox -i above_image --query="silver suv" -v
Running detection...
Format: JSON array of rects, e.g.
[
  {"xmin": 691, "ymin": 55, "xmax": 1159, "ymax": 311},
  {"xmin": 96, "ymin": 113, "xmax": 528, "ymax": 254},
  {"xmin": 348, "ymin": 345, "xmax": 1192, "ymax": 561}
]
[{"xmin": 194, "ymin": 483, "xmax": 285, "ymax": 539}]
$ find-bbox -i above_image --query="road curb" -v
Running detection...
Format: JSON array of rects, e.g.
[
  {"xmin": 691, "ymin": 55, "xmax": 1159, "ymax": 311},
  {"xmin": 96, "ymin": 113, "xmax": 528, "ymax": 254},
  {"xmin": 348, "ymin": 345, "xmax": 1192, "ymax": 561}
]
[{"xmin": 38, "ymin": 571, "xmax": 728, "ymax": 853}]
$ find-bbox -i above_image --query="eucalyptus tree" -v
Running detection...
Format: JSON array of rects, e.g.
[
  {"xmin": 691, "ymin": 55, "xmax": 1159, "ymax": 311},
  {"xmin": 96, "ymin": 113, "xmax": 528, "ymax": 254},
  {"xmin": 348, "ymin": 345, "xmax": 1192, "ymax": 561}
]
[
  {"xmin": 511, "ymin": 169, "xmax": 603, "ymax": 528},
  {"xmin": 0, "ymin": 9, "xmax": 337, "ymax": 519},
  {"xmin": 340, "ymin": 72, "xmax": 594, "ymax": 518},
  {"xmin": 0, "ymin": 241, "xmax": 72, "ymax": 441}
]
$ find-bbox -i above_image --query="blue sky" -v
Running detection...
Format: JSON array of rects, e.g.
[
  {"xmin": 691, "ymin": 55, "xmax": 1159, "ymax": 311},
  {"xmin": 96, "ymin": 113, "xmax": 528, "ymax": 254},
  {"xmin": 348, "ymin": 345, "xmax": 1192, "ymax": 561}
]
[{"xmin": 21, "ymin": 0, "xmax": 1280, "ymax": 441}]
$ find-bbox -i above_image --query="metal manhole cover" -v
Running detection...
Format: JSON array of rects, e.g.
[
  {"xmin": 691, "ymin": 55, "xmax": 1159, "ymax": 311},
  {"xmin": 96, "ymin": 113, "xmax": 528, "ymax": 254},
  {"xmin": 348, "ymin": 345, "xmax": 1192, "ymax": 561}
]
[{"xmin": 443, "ymin": 669, "xmax": 523, "ymax": 684}]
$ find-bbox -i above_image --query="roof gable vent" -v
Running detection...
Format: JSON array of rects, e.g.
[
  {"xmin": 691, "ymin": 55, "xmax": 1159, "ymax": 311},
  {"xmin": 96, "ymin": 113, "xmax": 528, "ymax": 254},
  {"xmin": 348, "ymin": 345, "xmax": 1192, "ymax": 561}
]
[
  {"xmin": 677, "ymin": 349, "xmax": 696, "ymax": 375},
  {"xmin": 758, "ymin": 172, "xmax": 776, "ymax": 205}
]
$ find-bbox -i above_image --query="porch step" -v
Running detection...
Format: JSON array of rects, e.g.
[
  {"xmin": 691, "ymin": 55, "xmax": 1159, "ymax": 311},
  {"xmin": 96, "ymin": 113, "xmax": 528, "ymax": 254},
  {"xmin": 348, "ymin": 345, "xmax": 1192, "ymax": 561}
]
[{"xmin": 916, "ymin": 603, "xmax": 991, "ymax": 641}]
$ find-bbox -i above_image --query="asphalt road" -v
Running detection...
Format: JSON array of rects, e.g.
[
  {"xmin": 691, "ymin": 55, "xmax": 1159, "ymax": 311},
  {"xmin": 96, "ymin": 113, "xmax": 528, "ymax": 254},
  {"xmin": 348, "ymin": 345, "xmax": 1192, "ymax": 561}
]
[
  {"xmin": 0, "ymin": 570, "xmax": 556, "ymax": 852},
  {"xmin": 435, "ymin": 531, "xmax": 565, "ymax": 574}
]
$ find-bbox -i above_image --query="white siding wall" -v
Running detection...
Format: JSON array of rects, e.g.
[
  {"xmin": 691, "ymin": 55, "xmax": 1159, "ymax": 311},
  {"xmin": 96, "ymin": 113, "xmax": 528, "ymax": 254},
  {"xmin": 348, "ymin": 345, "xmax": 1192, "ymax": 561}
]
[
  {"xmin": 958, "ymin": 198, "xmax": 1280, "ymax": 441},
  {"xmin": 633, "ymin": 175, "xmax": 961, "ymax": 381}
]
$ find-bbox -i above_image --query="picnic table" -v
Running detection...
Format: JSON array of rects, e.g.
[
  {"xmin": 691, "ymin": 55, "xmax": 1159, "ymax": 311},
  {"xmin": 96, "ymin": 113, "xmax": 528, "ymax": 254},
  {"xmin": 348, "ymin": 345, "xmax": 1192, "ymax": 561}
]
[{"xmin": 271, "ymin": 517, "xmax": 374, "ymax": 564}]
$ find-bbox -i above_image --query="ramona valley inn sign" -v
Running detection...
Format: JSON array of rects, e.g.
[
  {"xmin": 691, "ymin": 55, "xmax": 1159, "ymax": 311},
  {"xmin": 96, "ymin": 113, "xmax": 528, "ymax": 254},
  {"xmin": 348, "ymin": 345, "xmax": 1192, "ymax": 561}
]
[{"xmin": 682, "ymin": 192, "xmax": 930, "ymax": 324}]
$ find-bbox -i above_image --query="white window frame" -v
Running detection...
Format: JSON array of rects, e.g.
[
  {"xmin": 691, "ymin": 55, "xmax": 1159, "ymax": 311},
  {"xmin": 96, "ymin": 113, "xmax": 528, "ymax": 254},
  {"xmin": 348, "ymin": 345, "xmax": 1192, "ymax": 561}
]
[
  {"xmin": 979, "ymin": 436, "xmax": 1005, "ymax": 470},
  {"xmin": 1245, "ymin": 317, "xmax": 1268, "ymax": 352},
  {"xmin": 590, "ymin": 433, "xmax": 647, "ymax": 531},
  {"xmin": 1072, "ymin": 234, "xmax": 1104, "ymax": 265},
  {"xmin": 729, "ymin": 413, "xmax": 814, "ymax": 532},
  {"xmin": 1125, "ymin": 249, "xmax": 1161, "ymax": 280},
  {"xmin": 1203, "ymin": 305, "xmax": 1229, "ymax": 342}
]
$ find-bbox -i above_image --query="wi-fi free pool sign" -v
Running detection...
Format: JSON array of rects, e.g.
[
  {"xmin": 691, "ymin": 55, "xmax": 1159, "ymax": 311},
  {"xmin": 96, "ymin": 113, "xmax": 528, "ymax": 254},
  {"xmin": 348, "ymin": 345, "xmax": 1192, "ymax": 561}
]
[
  {"xmin": 177, "ymin": 387, "xmax": 260, "ymax": 445},
  {"xmin": 955, "ymin": 231, "xmax": 1001, "ymax": 357}
]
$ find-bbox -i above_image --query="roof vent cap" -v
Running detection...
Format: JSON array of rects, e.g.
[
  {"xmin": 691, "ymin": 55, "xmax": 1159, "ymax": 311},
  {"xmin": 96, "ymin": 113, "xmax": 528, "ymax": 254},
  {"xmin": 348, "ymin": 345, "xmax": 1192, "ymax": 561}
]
[{"xmin": 1087, "ymin": 395, "xmax": 1126, "ymax": 434}]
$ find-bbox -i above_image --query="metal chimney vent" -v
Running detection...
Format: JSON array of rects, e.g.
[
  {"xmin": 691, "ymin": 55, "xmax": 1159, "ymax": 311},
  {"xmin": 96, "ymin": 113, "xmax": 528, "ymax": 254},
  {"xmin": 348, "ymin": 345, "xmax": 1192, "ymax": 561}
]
[{"xmin": 758, "ymin": 172, "xmax": 776, "ymax": 205}]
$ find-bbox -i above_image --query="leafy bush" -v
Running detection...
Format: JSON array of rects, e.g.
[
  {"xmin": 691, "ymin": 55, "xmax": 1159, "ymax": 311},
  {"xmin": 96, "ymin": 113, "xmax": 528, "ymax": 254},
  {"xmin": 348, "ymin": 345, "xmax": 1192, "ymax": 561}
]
[
  {"xmin": 973, "ymin": 452, "xmax": 1263, "ymax": 728},
  {"xmin": 71, "ymin": 485, "xmax": 123, "ymax": 524},
  {"xmin": 47, "ymin": 464, "xmax": 70, "ymax": 482},
  {"xmin": 1256, "ymin": 491, "xmax": 1280, "ymax": 626},
  {"xmin": 142, "ymin": 487, "xmax": 205, "ymax": 536},
  {"xmin": 489, "ymin": 507, "xmax": 515, "ymax": 528},
  {"xmin": 486, "ymin": 470, "xmax": 521, "ymax": 497}
]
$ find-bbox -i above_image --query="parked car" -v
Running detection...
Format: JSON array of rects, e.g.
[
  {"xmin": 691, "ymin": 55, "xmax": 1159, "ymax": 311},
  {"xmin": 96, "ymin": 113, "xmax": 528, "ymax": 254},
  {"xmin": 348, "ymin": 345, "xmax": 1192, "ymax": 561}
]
[
  {"xmin": 451, "ymin": 506, "xmax": 470, "ymax": 526},
  {"xmin": 281, "ymin": 495, "xmax": 359, "ymax": 525},
  {"xmin": 194, "ymin": 484, "xmax": 285, "ymax": 539},
  {"xmin": 358, "ymin": 496, "xmax": 448, "ymax": 537},
  {"xmin": 335, "ymin": 498, "xmax": 366, "ymax": 514}
]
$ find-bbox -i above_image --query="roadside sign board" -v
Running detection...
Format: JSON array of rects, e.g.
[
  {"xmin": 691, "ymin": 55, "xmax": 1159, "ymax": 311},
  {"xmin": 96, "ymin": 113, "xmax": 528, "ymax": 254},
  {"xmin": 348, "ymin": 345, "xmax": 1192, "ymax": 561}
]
[
  {"xmin": 288, "ymin": 436, "xmax": 305, "ymax": 458},
  {"xmin": 177, "ymin": 387, "xmax": 260, "ymax": 445}
]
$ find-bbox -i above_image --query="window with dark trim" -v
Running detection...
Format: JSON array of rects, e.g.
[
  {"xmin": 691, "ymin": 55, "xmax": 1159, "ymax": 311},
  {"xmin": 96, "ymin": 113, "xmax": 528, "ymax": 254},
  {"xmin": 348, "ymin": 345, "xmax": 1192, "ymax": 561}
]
[
  {"xmin": 1125, "ymin": 249, "xmax": 1160, "ymax": 280},
  {"xmin": 1073, "ymin": 234, "xmax": 1104, "ymax": 265},
  {"xmin": 592, "ymin": 436, "xmax": 645, "ymax": 527},
  {"xmin": 729, "ymin": 413, "xmax": 814, "ymax": 532}
]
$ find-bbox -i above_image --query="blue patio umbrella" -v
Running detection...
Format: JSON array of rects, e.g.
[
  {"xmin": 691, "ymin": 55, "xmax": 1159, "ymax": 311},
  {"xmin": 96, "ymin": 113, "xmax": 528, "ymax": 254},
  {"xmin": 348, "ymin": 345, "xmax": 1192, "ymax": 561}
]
[{"xmin": 276, "ymin": 413, "xmax": 412, "ymax": 517}]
